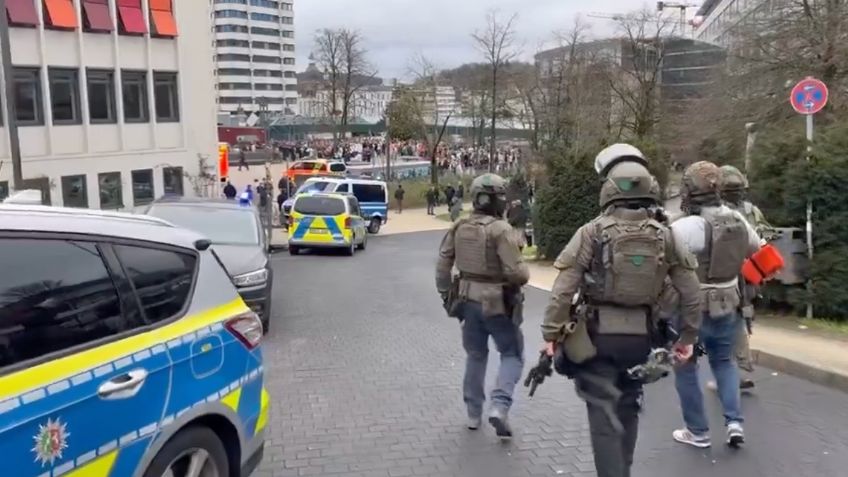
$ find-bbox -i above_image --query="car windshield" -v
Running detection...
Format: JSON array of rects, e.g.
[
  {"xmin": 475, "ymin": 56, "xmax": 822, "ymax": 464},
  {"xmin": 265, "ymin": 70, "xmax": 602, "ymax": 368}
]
[
  {"xmin": 294, "ymin": 196, "xmax": 345, "ymax": 216},
  {"xmin": 148, "ymin": 205, "xmax": 259, "ymax": 246},
  {"xmin": 297, "ymin": 181, "xmax": 335, "ymax": 194}
]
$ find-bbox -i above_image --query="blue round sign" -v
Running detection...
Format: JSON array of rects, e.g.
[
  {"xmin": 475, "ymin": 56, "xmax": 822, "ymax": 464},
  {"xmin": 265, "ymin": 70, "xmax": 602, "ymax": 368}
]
[{"xmin": 790, "ymin": 77, "xmax": 828, "ymax": 115}]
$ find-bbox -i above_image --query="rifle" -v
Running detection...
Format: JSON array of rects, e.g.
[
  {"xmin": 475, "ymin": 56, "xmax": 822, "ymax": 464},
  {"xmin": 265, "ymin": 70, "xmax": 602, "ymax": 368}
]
[{"xmin": 523, "ymin": 351, "xmax": 553, "ymax": 397}]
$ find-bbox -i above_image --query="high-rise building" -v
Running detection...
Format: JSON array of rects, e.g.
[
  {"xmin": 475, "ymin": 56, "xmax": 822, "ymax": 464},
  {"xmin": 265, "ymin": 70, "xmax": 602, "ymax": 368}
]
[
  {"xmin": 0, "ymin": 0, "xmax": 218, "ymax": 208},
  {"xmin": 212, "ymin": 0, "xmax": 297, "ymax": 117}
]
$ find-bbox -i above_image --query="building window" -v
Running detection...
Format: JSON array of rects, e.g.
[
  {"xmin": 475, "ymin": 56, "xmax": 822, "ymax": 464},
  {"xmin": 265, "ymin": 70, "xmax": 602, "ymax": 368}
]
[
  {"xmin": 283, "ymin": 57, "xmax": 295, "ymax": 65},
  {"xmin": 81, "ymin": 0, "xmax": 112, "ymax": 32},
  {"xmin": 153, "ymin": 72, "xmax": 179, "ymax": 122},
  {"xmin": 163, "ymin": 167, "xmax": 183, "ymax": 196},
  {"xmin": 281, "ymin": 30, "xmax": 293, "ymax": 38},
  {"xmin": 284, "ymin": 71, "xmax": 295, "ymax": 78},
  {"xmin": 6, "ymin": 0, "xmax": 39, "ymax": 26},
  {"xmin": 61, "ymin": 174, "xmax": 88, "ymax": 208},
  {"xmin": 217, "ymin": 0, "xmax": 247, "ymax": 4},
  {"xmin": 215, "ymin": 25, "xmax": 248, "ymax": 33},
  {"xmin": 285, "ymin": 97, "xmax": 296, "ymax": 105},
  {"xmin": 285, "ymin": 84, "xmax": 297, "ymax": 91},
  {"xmin": 218, "ymin": 68, "xmax": 250, "ymax": 76},
  {"xmin": 49, "ymin": 68, "xmax": 81, "ymax": 125},
  {"xmin": 87, "ymin": 69, "xmax": 116, "ymax": 123},
  {"xmin": 250, "ymin": 12, "xmax": 278, "ymax": 22},
  {"xmin": 281, "ymin": 16, "xmax": 292, "ymax": 24},
  {"xmin": 98, "ymin": 171, "xmax": 123, "ymax": 209},
  {"xmin": 218, "ymin": 54, "xmax": 250, "ymax": 62},
  {"xmin": 131, "ymin": 169, "xmax": 154, "ymax": 205},
  {"xmin": 250, "ymin": 26, "xmax": 279, "ymax": 36},
  {"xmin": 149, "ymin": 0, "xmax": 177, "ymax": 37},
  {"xmin": 215, "ymin": 10, "xmax": 247, "ymax": 19},
  {"xmin": 217, "ymin": 39, "xmax": 250, "ymax": 48},
  {"xmin": 219, "ymin": 82, "xmax": 252, "ymax": 90},
  {"xmin": 121, "ymin": 70, "xmax": 148, "ymax": 123},
  {"xmin": 0, "ymin": 181, "xmax": 8, "ymax": 200},
  {"xmin": 250, "ymin": 0, "xmax": 278, "ymax": 6},
  {"xmin": 13, "ymin": 67, "xmax": 43, "ymax": 126},
  {"xmin": 253, "ymin": 55, "xmax": 281, "ymax": 64},
  {"xmin": 43, "ymin": 0, "xmax": 78, "ymax": 29},
  {"xmin": 117, "ymin": 0, "xmax": 146, "ymax": 35},
  {"xmin": 281, "ymin": 2, "xmax": 292, "ymax": 10},
  {"xmin": 282, "ymin": 44, "xmax": 294, "ymax": 52}
]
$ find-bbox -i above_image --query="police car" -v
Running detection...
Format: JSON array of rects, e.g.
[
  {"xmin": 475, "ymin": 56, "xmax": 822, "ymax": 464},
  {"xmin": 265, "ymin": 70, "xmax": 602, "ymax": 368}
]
[
  {"xmin": 288, "ymin": 192, "xmax": 367, "ymax": 255},
  {"xmin": 0, "ymin": 205, "xmax": 268, "ymax": 477}
]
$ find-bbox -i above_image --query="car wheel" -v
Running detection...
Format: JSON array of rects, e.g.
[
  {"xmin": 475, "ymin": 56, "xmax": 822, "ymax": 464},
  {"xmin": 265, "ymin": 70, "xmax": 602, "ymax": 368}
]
[
  {"xmin": 289, "ymin": 245, "xmax": 299, "ymax": 256},
  {"xmin": 368, "ymin": 218, "xmax": 381, "ymax": 234},
  {"xmin": 143, "ymin": 426, "xmax": 228, "ymax": 477}
]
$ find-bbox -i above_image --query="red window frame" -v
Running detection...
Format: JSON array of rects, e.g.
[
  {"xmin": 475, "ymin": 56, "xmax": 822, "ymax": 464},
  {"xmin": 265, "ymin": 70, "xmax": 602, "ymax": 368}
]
[
  {"xmin": 43, "ymin": 0, "xmax": 78, "ymax": 29},
  {"xmin": 149, "ymin": 0, "xmax": 177, "ymax": 38}
]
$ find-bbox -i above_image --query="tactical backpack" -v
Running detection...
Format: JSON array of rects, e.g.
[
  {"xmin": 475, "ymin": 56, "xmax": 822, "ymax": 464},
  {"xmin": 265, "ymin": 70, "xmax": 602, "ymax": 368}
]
[
  {"xmin": 454, "ymin": 215, "xmax": 500, "ymax": 278},
  {"xmin": 697, "ymin": 213, "xmax": 749, "ymax": 284},
  {"xmin": 586, "ymin": 216, "xmax": 668, "ymax": 308}
]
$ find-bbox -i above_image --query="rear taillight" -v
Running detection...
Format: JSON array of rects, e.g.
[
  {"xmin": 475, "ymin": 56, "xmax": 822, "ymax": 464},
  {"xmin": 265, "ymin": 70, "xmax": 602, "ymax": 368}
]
[
  {"xmin": 344, "ymin": 217, "xmax": 351, "ymax": 229},
  {"xmin": 225, "ymin": 313, "xmax": 263, "ymax": 349}
]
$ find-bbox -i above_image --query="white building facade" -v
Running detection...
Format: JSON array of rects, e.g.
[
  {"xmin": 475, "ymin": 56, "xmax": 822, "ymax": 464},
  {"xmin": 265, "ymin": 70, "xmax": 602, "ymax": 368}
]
[
  {"xmin": 0, "ymin": 0, "xmax": 219, "ymax": 208},
  {"xmin": 212, "ymin": 0, "xmax": 297, "ymax": 115},
  {"xmin": 298, "ymin": 85, "xmax": 393, "ymax": 124}
]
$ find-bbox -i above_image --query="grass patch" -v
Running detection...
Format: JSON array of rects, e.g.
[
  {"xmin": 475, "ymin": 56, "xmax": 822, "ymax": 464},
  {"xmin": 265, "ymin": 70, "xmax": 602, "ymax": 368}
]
[{"xmin": 798, "ymin": 317, "xmax": 848, "ymax": 337}]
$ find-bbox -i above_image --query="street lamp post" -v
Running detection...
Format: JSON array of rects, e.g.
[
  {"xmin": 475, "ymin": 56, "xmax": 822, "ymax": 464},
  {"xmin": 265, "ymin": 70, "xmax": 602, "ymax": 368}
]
[{"xmin": 0, "ymin": 0, "xmax": 25, "ymax": 190}]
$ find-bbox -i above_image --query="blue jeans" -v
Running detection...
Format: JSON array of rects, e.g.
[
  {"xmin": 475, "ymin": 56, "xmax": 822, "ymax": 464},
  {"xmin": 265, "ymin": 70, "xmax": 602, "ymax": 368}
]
[
  {"xmin": 461, "ymin": 302, "xmax": 525, "ymax": 418},
  {"xmin": 674, "ymin": 312, "xmax": 744, "ymax": 434}
]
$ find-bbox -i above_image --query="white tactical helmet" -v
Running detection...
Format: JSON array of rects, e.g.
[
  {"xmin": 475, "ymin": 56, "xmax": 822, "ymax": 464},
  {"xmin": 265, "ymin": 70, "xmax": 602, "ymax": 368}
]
[{"xmin": 595, "ymin": 144, "xmax": 649, "ymax": 177}]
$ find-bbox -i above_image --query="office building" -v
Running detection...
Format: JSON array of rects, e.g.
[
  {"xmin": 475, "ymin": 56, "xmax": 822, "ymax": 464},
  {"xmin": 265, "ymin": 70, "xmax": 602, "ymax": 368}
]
[
  {"xmin": 0, "ymin": 0, "xmax": 219, "ymax": 208},
  {"xmin": 212, "ymin": 0, "xmax": 297, "ymax": 116}
]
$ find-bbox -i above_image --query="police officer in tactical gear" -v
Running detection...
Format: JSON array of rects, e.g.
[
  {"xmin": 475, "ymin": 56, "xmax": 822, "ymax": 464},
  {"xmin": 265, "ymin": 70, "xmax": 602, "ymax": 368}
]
[
  {"xmin": 595, "ymin": 144, "xmax": 670, "ymax": 224},
  {"xmin": 542, "ymin": 161, "xmax": 702, "ymax": 477},
  {"xmin": 717, "ymin": 165, "xmax": 773, "ymax": 391},
  {"xmin": 436, "ymin": 173, "xmax": 529, "ymax": 438},
  {"xmin": 671, "ymin": 161, "xmax": 763, "ymax": 449}
]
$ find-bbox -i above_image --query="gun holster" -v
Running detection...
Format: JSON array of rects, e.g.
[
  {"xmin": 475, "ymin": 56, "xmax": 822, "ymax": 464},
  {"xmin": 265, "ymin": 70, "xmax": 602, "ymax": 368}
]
[
  {"xmin": 503, "ymin": 287, "xmax": 524, "ymax": 326},
  {"xmin": 554, "ymin": 315, "xmax": 597, "ymax": 378},
  {"xmin": 444, "ymin": 276, "xmax": 463, "ymax": 319}
]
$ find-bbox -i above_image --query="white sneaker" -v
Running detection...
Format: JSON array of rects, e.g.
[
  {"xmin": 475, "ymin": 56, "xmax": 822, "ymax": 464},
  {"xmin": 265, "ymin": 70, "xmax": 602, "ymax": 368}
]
[
  {"xmin": 673, "ymin": 428, "xmax": 711, "ymax": 448},
  {"xmin": 727, "ymin": 421, "xmax": 745, "ymax": 448}
]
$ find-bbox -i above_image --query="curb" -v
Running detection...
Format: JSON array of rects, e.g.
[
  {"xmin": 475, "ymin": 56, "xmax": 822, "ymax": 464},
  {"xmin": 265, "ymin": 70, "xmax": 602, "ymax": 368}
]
[{"xmin": 751, "ymin": 349, "xmax": 848, "ymax": 394}]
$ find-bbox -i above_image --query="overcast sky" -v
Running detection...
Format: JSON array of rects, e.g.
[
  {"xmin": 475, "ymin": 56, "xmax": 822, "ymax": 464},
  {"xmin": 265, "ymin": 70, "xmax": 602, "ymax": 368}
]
[{"xmin": 294, "ymin": 0, "xmax": 656, "ymax": 80}]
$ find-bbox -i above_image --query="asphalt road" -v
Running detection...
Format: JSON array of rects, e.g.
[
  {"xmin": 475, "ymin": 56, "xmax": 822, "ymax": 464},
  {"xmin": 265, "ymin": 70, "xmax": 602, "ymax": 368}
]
[{"xmin": 254, "ymin": 231, "xmax": 848, "ymax": 477}]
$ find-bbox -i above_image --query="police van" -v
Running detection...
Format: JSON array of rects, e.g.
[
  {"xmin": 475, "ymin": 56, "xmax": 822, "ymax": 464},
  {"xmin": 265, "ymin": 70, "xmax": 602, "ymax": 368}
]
[{"xmin": 282, "ymin": 177, "xmax": 388, "ymax": 234}]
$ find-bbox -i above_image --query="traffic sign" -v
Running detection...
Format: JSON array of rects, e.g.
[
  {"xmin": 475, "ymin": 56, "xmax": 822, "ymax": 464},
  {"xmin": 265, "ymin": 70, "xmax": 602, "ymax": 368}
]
[{"xmin": 790, "ymin": 77, "xmax": 828, "ymax": 115}]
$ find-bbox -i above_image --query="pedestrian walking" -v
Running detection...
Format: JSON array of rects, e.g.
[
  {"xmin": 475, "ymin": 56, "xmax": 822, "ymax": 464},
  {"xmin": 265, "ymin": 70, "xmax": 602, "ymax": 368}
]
[
  {"xmin": 449, "ymin": 196, "xmax": 462, "ymax": 222},
  {"xmin": 426, "ymin": 185, "xmax": 437, "ymax": 216},
  {"xmin": 238, "ymin": 149, "xmax": 249, "ymax": 171},
  {"xmin": 541, "ymin": 151, "xmax": 702, "ymax": 477},
  {"xmin": 223, "ymin": 181, "xmax": 237, "ymax": 200},
  {"xmin": 394, "ymin": 184, "xmax": 405, "ymax": 214},
  {"xmin": 436, "ymin": 173, "xmax": 528, "ymax": 438},
  {"xmin": 670, "ymin": 161, "xmax": 762, "ymax": 450},
  {"xmin": 444, "ymin": 185, "xmax": 456, "ymax": 209}
]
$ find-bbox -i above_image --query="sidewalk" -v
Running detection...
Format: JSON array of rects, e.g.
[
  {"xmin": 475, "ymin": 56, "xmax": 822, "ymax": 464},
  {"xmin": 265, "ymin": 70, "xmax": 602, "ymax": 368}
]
[{"xmin": 527, "ymin": 261, "xmax": 848, "ymax": 392}]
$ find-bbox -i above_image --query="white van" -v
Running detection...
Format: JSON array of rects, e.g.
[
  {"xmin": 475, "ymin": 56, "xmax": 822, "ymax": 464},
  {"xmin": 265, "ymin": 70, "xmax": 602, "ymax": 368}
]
[{"xmin": 282, "ymin": 177, "xmax": 389, "ymax": 233}]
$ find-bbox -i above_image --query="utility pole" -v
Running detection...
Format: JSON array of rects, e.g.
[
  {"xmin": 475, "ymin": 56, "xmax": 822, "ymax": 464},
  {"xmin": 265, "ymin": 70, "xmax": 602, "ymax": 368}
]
[{"xmin": 0, "ymin": 0, "xmax": 24, "ymax": 190}]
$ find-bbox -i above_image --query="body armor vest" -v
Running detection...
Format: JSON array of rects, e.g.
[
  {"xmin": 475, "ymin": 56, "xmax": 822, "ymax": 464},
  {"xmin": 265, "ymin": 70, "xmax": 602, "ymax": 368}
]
[
  {"xmin": 586, "ymin": 214, "xmax": 668, "ymax": 308},
  {"xmin": 696, "ymin": 211, "xmax": 749, "ymax": 284},
  {"xmin": 454, "ymin": 215, "xmax": 502, "ymax": 280}
]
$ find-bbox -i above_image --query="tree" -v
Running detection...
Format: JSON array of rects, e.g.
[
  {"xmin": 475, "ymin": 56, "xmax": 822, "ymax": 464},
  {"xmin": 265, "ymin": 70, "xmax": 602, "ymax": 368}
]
[
  {"xmin": 385, "ymin": 87, "xmax": 425, "ymax": 142},
  {"xmin": 406, "ymin": 53, "xmax": 453, "ymax": 185},
  {"xmin": 533, "ymin": 146, "xmax": 600, "ymax": 259},
  {"xmin": 312, "ymin": 28, "xmax": 376, "ymax": 140},
  {"xmin": 472, "ymin": 10, "xmax": 520, "ymax": 169},
  {"xmin": 605, "ymin": 9, "xmax": 676, "ymax": 140}
]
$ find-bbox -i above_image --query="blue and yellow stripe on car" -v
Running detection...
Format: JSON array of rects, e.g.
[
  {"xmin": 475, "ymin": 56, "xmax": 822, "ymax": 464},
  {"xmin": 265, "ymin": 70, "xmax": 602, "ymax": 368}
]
[{"xmin": 289, "ymin": 214, "xmax": 350, "ymax": 244}]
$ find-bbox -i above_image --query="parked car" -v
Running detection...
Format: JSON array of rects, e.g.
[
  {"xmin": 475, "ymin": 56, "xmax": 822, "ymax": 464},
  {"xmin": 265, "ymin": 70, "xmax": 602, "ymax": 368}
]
[
  {"xmin": 0, "ymin": 204, "xmax": 267, "ymax": 477},
  {"xmin": 144, "ymin": 197, "xmax": 274, "ymax": 332},
  {"xmin": 282, "ymin": 177, "xmax": 388, "ymax": 233}
]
